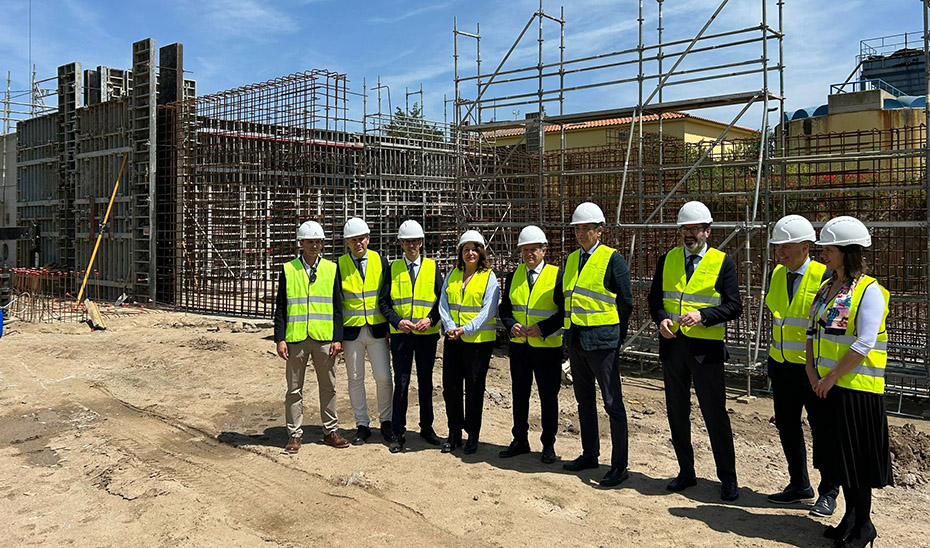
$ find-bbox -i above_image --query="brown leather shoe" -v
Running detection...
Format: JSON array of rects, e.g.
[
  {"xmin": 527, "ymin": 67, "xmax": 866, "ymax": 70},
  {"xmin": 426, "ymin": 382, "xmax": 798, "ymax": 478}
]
[
  {"xmin": 323, "ymin": 431, "xmax": 350, "ymax": 449},
  {"xmin": 285, "ymin": 436, "xmax": 302, "ymax": 453}
]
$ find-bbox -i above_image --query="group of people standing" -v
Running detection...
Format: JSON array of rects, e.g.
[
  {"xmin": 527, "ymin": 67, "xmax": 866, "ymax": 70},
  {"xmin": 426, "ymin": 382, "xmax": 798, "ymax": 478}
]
[{"xmin": 272, "ymin": 200, "xmax": 891, "ymax": 548}]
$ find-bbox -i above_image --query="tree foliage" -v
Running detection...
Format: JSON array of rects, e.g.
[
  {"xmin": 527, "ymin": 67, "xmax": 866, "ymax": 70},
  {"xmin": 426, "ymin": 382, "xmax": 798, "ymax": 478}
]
[{"xmin": 383, "ymin": 103, "xmax": 444, "ymax": 142}]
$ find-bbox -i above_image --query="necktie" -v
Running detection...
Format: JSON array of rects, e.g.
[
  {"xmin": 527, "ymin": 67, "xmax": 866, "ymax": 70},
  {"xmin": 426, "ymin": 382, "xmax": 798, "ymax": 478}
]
[
  {"xmin": 408, "ymin": 261, "xmax": 417, "ymax": 285},
  {"xmin": 685, "ymin": 254, "xmax": 698, "ymax": 282},
  {"xmin": 787, "ymin": 272, "xmax": 801, "ymax": 300},
  {"xmin": 356, "ymin": 257, "xmax": 365, "ymax": 280},
  {"xmin": 579, "ymin": 252, "xmax": 590, "ymax": 270},
  {"xmin": 528, "ymin": 269, "xmax": 536, "ymax": 290}
]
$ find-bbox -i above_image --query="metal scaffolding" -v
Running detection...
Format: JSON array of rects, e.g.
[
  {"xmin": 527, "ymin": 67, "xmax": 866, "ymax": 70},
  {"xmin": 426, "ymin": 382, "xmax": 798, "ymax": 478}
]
[{"xmin": 451, "ymin": 0, "xmax": 929, "ymax": 403}]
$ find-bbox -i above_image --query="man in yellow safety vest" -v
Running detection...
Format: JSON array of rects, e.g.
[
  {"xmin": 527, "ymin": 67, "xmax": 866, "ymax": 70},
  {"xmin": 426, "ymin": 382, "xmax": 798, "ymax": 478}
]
[
  {"xmin": 648, "ymin": 201, "xmax": 743, "ymax": 502},
  {"xmin": 274, "ymin": 220, "xmax": 349, "ymax": 452}
]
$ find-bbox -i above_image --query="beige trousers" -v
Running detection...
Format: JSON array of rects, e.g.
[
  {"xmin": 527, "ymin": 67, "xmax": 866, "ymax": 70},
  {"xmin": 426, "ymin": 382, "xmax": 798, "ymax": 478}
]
[{"xmin": 285, "ymin": 338, "xmax": 337, "ymax": 438}]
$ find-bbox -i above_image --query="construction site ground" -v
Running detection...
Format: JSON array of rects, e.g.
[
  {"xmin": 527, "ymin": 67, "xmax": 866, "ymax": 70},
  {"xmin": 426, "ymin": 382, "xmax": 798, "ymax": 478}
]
[{"xmin": 2, "ymin": 310, "xmax": 929, "ymax": 547}]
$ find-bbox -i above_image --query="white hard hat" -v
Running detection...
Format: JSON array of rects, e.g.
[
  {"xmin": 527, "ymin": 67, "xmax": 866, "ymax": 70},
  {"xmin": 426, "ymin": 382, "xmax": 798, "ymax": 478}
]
[
  {"xmin": 518, "ymin": 225, "xmax": 547, "ymax": 247},
  {"xmin": 458, "ymin": 229, "xmax": 486, "ymax": 248},
  {"xmin": 297, "ymin": 220, "xmax": 325, "ymax": 240},
  {"xmin": 677, "ymin": 201, "xmax": 713, "ymax": 225},
  {"xmin": 769, "ymin": 215, "xmax": 816, "ymax": 244},
  {"xmin": 570, "ymin": 202, "xmax": 606, "ymax": 225},
  {"xmin": 815, "ymin": 216, "xmax": 872, "ymax": 247},
  {"xmin": 343, "ymin": 217, "xmax": 370, "ymax": 239},
  {"xmin": 397, "ymin": 219, "xmax": 425, "ymax": 240}
]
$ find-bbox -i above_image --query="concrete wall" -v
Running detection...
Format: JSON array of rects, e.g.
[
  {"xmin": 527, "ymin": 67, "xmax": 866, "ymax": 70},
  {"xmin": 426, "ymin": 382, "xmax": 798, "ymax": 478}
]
[{"xmin": 0, "ymin": 133, "xmax": 17, "ymax": 267}]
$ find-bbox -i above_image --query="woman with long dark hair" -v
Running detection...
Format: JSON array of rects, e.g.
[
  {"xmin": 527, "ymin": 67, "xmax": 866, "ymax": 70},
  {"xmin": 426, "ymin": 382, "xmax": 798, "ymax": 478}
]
[
  {"xmin": 807, "ymin": 216, "xmax": 892, "ymax": 548},
  {"xmin": 438, "ymin": 230, "xmax": 499, "ymax": 455}
]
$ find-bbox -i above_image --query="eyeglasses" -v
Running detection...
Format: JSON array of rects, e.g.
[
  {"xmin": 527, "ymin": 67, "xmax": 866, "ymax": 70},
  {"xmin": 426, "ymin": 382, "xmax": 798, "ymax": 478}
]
[{"xmin": 679, "ymin": 226, "xmax": 706, "ymax": 235}]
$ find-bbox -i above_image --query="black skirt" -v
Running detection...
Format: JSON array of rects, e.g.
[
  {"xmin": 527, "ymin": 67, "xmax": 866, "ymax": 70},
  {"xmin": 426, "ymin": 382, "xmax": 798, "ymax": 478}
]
[{"xmin": 822, "ymin": 385, "xmax": 894, "ymax": 489}]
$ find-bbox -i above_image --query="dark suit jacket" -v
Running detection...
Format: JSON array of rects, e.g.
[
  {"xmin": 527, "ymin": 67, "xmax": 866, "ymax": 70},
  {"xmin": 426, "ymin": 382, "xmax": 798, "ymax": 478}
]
[
  {"xmin": 273, "ymin": 259, "xmax": 343, "ymax": 343},
  {"xmin": 565, "ymin": 247, "xmax": 634, "ymax": 351},
  {"xmin": 647, "ymin": 248, "xmax": 743, "ymax": 364},
  {"xmin": 340, "ymin": 253, "xmax": 390, "ymax": 341},
  {"xmin": 498, "ymin": 265, "xmax": 565, "ymax": 339},
  {"xmin": 378, "ymin": 258, "xmax": 443, "ymax": 331}
]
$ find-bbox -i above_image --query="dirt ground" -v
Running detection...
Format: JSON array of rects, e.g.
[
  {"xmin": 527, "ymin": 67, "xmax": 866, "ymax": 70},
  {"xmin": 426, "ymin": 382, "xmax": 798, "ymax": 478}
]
[{"xmin": 2, "ymin": 310, "xmax": 929, "ymax": 547}]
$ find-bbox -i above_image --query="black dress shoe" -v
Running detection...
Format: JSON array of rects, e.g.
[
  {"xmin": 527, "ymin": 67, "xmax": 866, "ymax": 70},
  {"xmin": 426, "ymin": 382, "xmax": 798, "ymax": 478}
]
[
  {"xmin": 389, "ymin": 436, "xmax": 405, "ymax": 453},
  {"xmin": 721, "ymin": 479, "xmax": 739, "ymax": 502},
  {"xmin": 600, "ymin": 467, "xmax": 630, "ymax": 487},
  {"xmin": 463, "ymin": 437, "xmax": 479, "ymax": 454},
  {"xmin": 380, "ymin": 421, "xmax": 393, "ymax": 441},
  {"xmin": 420, "ymin": 428, "xmax": 443, "ymax": 446},
  {"xmin": 441, "ymin": 434, "xmax": 462, "ymax": 453},
  {"xmin": 768, "ymin": 485, "xmax": 815, "ymax": 504},
  {"xmin": 666, "ymin": 475, "xmax": 697, "ymax": 492},
  {"xmin": 498, "ymin": 440, "xmax": 531, "ymax": 458},
  {"xmin": 352, "ymin": 425, "xmax": 372, "ymax": 445},
  {"xmin": 810, "ymin": 494, "xmax": 837, "ymax": 517},
  {"xmin": 562, "ymin": 455, "xmax": 599, "ymax": 472},
  {"xmin": 540, "ymin": 445, "xmax": 557, "ymax": 464}
]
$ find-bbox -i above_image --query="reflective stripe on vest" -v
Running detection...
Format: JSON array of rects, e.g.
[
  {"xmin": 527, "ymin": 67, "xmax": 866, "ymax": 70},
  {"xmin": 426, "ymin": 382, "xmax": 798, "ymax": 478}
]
[
  {"xmin": 562, "ymin": 245, "xmax": 620, "ymax": 329},
  {"xmin": 339, "ymin": 250, "xmax": 387, "ymax": 326},
  {"xmin": 765, "ymin": 261, "xmax": 826, "ymax": 364},
  {"xmin": 661, "ymin": 246, "xmax": 726, "ymax": 340},
  {"xmin": 283, "ymin": 258, "xmax": 336, "ymax": 342},
  {"xmin": 389, "ymin": 258, "xmax": 440, "ymax": 335},
  {"xmin": 813, "ymin": 276, "xmax": 890, "ymax": 394},
  {"xmin": 446, "ymin": 268, "xmax": 497, "ymax": 343},
  {"xmin": 509, "ymin": 263, "xmax": 562, "ymax": 348}
]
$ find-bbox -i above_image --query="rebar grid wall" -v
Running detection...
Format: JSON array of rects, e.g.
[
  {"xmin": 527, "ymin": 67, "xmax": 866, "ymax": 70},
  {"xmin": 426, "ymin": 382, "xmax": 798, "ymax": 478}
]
[{"xmin": 452, "ymin": 0, "xmax": 930, "ymax": 386}]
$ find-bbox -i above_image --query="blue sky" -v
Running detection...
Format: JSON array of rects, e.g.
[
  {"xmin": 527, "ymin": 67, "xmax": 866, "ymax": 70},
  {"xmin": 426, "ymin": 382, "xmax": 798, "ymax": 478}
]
[{"xmin": 0, "ymin": 0, "xmax": 922, "ymax": 132}]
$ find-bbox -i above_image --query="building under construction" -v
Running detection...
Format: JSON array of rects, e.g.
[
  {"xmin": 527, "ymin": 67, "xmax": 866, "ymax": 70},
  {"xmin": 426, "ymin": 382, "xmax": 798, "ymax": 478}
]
[{"xmin": 2, "ymin": 0, "xmax": 929, "ymax": 409}]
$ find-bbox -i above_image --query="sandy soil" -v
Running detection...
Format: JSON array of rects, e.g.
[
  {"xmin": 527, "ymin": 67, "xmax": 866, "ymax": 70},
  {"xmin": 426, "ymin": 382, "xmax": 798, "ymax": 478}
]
[{"xmin": 1, "ymin": 310, "xmax": 929, "ymax": 547}]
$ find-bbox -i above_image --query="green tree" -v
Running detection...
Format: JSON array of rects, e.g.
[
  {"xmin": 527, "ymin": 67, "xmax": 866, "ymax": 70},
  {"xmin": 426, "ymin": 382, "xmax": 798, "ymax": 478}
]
[{"xmin": 383, "ymin": 103, "xmax": 444, "ymax": 141}]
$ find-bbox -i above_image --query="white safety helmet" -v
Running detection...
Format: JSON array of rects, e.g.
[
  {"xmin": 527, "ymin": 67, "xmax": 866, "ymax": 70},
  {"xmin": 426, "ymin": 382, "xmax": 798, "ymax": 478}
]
[
  {"xmin": 297, "ymin": 220, "xmax": 325, "ymax": 240},
  {"xmin": 397, "ymin": 219, "xmax": 425, "ymax": 240},
  {"xmin": 343, "ymin": 217, "xmax": 370, "ymax": 239},
  {"xmin": 815, "ymin": 216, "xmax": 872, "ymax": 248},
  {"xmin": 677, "ymin": 201, "xmax": 713, "ymax": 225},
  {"xmin": 458, "ymin": 229, "xmax": 486, "ymax": 248},
  {"xmin": 518, "ymin": 225, "xmax": 548, "ymax": 247},
  {"xmin": 769, "ymin": 215, "xmax": 816, "ymax": 245},
  {"xmin": 570, "ymin": 202, "xmax": 606, "ymax": 225}
]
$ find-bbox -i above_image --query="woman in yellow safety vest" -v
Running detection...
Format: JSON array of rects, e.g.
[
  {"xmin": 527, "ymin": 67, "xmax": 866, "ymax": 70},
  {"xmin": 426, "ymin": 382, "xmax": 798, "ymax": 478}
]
[
  {"xmin": 806, "ymin": 216, "xmax": 891, "ymax": 548},
  {"xmin": 438, "ymin": 230, "xmax": 499, "ymax": 455}
]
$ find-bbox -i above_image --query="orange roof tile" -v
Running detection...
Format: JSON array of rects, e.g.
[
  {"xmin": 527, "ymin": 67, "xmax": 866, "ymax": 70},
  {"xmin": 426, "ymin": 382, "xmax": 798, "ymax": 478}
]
[{"xmin": 486, "ymin": 111, "xmax": 758, "ymax": 138}]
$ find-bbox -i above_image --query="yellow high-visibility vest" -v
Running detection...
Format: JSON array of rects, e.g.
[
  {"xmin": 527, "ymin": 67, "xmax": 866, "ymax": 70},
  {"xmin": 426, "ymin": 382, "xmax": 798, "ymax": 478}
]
[
  {"xmin": 765, "ymin": 261, "xmax": 826, "ymax": 364},
  {"xmin": 813, "ymin": 275, "xmax": 889, "ymax": 395},
  {"xmin": 509, "ymin": 263, "xmax": 562, "ymax": 348},
  {"xmin": 562, "ymin": 245, "xmax": 619, "ymax": 329},
  {"xmin": 446, "ymin": 268, "xmax": 497, "ymax": 343},
  {"xmin": 339, "ymin": 250, "xmax": 387, "ymax": 326},
  {"xmin": 389, "ymin": 258, "xmax": 440, "ymax": 335},
  {"xmin": 283, "ymin": 257, "xmax": 337, "ymax": 342},
  {"xmin": 661, "ymin": 246, "xmax": 726, "ymax": 340}
]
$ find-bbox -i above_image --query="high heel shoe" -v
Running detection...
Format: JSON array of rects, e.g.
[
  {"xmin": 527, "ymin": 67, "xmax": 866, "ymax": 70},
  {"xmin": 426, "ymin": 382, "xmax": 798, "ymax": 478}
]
[
  {"xmin": 824, "ymin": 514, "xmax": 854, "ymax": 542},
  {"xmin": 841, "ymin": 522, "xmax": 877, "ymax": 548}
]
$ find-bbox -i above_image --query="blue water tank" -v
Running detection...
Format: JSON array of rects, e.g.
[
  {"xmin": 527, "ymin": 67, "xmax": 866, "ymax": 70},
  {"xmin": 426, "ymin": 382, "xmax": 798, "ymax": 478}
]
[{"xmin": 862, "ymin": 48, "xmax": 926, "ymax": 96}]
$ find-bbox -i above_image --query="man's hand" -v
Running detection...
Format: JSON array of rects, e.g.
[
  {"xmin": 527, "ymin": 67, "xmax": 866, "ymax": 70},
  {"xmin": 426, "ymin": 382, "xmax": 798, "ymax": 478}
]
[
  {"xmin": 276, "ymin": 340, "xmax": 289, "ymax": 360},
  {"xmin": 511, "ymin": 323, "xmax": 526, "ymax": 338},
  {"xmin": 525, "ymin": 324, "xmax": 542, "ymax": 338},
  {"xmin": 447, "ymin": 327, "xmax": 465, "ymax": 340},
  {"xmin": 329, "ymin": 342, "xmax": 342, "ymax": 358},
  {"xmin": 678, "ymin": 310, "xmax": 703, "ymax": 327},
  {"xmin": 659, "ymin": 318, "xmax": 677, "ymax": 339},
  {"xmin": 398, "ymin": 319, "xmax": 415, "ymax": 334},
  {"xmin": 414, "ymin": 318, "xmax": 432, "ymax": 333}
]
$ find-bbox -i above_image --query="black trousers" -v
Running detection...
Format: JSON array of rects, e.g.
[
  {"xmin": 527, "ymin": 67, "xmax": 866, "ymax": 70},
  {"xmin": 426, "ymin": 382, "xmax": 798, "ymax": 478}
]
[
  {"xmin": 662, "ymin": 337, "xmax": 737, "ymax": 483},
  {"xmin": 569, "ymin": 335, "xmax": 629, "ymax": 469},
  {"xmin": 769, "ymin": 357, "xmax": 839, "ymax": 496},
  {"xmin": 390, "ymin": 332, "xmax": 440, "ymax": 437},
  {"xmin": 442, "ymin": 338, "xmax": 494, "ymax": 440},
  {"xmin": 509, "ymin": 343, "xmax": 561, "ymax": 447}
]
